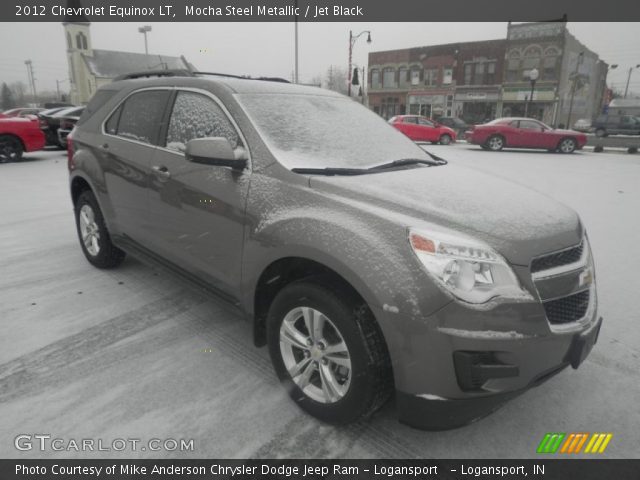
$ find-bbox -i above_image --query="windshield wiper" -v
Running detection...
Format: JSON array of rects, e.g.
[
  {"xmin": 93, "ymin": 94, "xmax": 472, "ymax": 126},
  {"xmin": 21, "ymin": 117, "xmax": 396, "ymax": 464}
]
[
  {"xmin": 291, "ymin": 167, "xmax": 370, "ymax": 176},
  {"xmin": 369, "ymin": 158, "xmax": 442, "ymax": 170},
  {"xmin": 292, "ymin": 156, "xmax": 447, "ymax": 176}
]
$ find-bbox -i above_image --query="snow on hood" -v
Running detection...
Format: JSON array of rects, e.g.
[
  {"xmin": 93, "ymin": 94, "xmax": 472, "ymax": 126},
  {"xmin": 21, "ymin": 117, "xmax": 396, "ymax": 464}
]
[{"xmin": 309, "ymin": 163, "xmax": 582, "ymax": 266}]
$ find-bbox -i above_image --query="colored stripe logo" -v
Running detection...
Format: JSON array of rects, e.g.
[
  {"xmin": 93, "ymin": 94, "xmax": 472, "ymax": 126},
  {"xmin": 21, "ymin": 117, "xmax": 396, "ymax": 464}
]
[{"xmin": 537, "ymin": 433, "xmax": 612, "ymax": 454}]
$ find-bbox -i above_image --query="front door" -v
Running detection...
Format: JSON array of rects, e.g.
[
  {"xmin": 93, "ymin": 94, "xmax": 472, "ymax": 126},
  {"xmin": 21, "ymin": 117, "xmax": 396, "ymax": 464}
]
[{"xmin": 146, "ymin": 89, "xmax": 250, "ymax": 300}]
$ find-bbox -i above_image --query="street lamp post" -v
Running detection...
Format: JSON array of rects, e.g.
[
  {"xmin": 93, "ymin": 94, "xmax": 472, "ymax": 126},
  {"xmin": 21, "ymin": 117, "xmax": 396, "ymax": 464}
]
[
  {"xmin": 348, "ymin": 30, "xmax": 371, "ymax": 97},
  {"xmin": 624, "ymin": 64, "xmax": 640, "ymax": 98},
  {"xmin": 566, "ymin": 52, "xmax": 584, "ymax": 129},
  {"xmin": 524, "ymin": 67, "xmax": 539, "ymax": 118},
  {"xmin": 138, "ymin": 26, "xmax": 152, "ymax": 55}
]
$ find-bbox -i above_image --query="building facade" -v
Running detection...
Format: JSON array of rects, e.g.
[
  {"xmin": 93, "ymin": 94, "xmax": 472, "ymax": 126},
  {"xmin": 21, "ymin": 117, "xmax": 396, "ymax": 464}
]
[{"xmin": 368, "ymin": 22, "xmax": 608, "ymax": 127}]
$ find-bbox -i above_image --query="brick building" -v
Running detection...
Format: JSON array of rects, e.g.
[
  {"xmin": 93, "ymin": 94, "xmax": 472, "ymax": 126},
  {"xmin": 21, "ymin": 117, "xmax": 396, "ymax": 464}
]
[{"xmin": 367, "ymin": 22, "xmax": 608, "ymax": 126}]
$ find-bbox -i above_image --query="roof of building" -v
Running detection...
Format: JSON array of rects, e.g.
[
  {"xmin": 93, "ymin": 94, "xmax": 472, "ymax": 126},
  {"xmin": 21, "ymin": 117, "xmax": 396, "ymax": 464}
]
[{"xmin": 82, "ymin": 49, "xmax": 194, "ymax": 79}]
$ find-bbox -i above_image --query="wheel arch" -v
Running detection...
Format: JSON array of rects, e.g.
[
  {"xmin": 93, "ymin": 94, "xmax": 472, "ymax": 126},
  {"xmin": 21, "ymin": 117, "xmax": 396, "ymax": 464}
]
[{"xmin": 0, "ymin": 133, "xmax": 26, "ymax": 152}]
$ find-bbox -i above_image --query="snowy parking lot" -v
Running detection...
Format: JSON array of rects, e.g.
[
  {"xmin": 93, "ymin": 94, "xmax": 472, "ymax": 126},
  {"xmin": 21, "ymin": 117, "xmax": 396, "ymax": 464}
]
[{"xmin": 1, "ymin": 144, "xmax": 639, "ymax": 459}]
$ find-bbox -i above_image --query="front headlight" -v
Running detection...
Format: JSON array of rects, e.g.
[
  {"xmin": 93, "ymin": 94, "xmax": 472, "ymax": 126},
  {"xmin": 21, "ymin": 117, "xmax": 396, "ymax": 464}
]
[{"xmin": 409, "ymin": 228, "xmax": 531, "ymax": 304}]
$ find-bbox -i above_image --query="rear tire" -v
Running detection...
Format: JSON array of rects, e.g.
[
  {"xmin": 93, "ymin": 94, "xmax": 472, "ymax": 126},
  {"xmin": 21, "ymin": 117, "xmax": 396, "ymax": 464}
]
[
  {"xmin": 0, "ymin": 135, "xmax": 23, "ymax": 162},
  {"xmin": 439, "ymin": 134, "xmax": 452, "ymax": 145},
  {"xmin": 486, "ymin": 135, "xmax": 504, "ymax": 151},
  {"xmin": 74, "ymin": 190, "xmax": 125, "ymax": 269},
  {"xmin": 267, "ymin": 280, "xmax": 392, "ymax": 424}
]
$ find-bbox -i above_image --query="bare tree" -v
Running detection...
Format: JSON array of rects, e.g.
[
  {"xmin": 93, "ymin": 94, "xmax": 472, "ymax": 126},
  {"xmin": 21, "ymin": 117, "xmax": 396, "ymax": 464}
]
[
  {"xmin": 1, "ymin": 83, "xmax": 16, "ymax": 110},
  {"xmin": 325, "ymin": 65, "xmax": 348, "ymax": 95}
]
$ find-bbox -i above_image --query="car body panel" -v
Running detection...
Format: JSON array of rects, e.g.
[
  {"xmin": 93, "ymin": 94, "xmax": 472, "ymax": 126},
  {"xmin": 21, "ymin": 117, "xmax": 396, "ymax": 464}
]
[
  {"xmin": 390, "ymin": 115, "xmax": 457, "ymax": 143},
  {"xmin": 0, "ymin": 116, "xmax": 45, "ymax": 152},
  {"xmin": 467, "ymin": 118, "xmax": 588, "ymax": 150},
  {"xmin": 69, "ymin": 76, "xmax": 600, "ymax": 429}
]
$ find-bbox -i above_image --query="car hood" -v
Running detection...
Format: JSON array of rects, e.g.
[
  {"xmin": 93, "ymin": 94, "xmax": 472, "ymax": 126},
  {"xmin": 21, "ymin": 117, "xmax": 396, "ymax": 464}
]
[
  {"xmin": 309, "ymin": 163, "xmax": 582, "ymax": 266},
  {"xmin": 552, "ymin": 128, "xmax": 584, "ymax": 136}
]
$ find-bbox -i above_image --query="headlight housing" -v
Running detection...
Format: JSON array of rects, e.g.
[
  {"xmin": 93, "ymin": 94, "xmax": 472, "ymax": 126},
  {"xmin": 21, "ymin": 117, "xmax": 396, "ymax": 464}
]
[{"xmin": 409, "ymin": 228, "xmax": 530, "ymax": 304}]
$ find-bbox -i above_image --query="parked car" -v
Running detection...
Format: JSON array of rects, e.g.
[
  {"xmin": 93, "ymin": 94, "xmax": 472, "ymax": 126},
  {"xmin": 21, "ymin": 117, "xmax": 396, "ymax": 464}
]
[
  {"xmin": 435, "ymin": 116, "xmax": 469, "ymax": 137},
  {"xmin": 466, "ymin": 117, "xmax": 588, "ymax": 153},
  {"xmin": 592, "ymin": 114, "xmax": 640, "ymax": 137},
  {"xmin": 0, "ymin": 107, "xmax": 44, "ymax": 119},
  {"xmin": 68, "ymin": 71, "xmax": 601, "ymax": 429},
  {"xmin": 389, "ymin": 115, "xmax": 457, "ymax": 144},
  {"xmin": 57, "ymin": 110, "xmax": 84, "ymax": 148},
  {"xmin": 39, "ymin": 106, "xmax": 84, "ymax": 147},
  {"xmin": 572, "ymin": 118, "xmax": 592, "ymax": 133},
  {"xmin": 0, "ymin": 116, "xmax": 46, "ymax": 161}
]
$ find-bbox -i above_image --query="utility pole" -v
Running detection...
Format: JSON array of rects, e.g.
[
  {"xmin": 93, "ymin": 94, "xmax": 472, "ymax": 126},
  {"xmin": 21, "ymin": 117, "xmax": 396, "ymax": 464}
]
[
  {"xmin": 24, "ymin": 60, "xmax": 37, "ymax": 104},
  {"xmin": 624, "ymin": 65, "xmax": 640, "ymax": 98}
]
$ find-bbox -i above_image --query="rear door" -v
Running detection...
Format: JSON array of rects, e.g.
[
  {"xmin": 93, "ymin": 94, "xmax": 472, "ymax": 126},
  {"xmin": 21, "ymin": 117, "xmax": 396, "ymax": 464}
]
[
  {"xmin": 145, "ymin": 89, "xmax": 251, "ymax": 299},
  {"xmin": 100, "ymin": 88, "xmax": 172, "ymax": 243}
]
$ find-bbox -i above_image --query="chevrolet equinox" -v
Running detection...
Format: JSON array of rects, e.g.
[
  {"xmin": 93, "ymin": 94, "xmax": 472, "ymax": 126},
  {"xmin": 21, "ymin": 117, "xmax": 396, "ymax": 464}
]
[{"xmin": 68, "ymin": 71, "xmax": 602, "ymax": 429}]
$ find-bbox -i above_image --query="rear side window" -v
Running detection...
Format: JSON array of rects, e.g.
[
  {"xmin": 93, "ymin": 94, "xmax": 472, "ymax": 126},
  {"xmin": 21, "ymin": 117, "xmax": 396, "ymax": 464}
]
[
  {"xmin": 104, "ymin": 91, "xmax": 170, "ymax": 144},
  {"xmin": 164, "ymin": 91, "xmax": 239, "ymax": 153},
  {"xmin": 77, "ymin": 90, "xmax": 116, "ymax": 126}
]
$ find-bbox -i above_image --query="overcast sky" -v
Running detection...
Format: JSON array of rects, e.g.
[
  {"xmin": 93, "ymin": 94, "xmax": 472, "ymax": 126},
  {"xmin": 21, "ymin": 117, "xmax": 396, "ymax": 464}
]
[{"xmin": 1, "ymin": 22, "xmax": 639, "ymax": 95}]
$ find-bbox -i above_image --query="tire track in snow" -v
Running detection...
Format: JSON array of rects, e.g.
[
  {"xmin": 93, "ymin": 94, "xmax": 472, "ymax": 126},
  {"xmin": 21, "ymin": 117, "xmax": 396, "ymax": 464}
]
[{"xmin": 0, "ymin": 289, "xmax": 207, "ymax": 402}]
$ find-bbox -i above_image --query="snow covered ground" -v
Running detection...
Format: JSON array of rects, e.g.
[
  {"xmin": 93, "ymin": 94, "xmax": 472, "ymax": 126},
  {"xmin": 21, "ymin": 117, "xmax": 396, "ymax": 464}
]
[{"xmin": 1, "ymin": 145, "xmax": 638, "ymax": 459}]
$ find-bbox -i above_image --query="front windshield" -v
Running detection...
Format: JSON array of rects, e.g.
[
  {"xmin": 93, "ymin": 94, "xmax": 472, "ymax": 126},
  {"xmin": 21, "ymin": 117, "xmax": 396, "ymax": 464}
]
[{"xmin": 236, "ymin": 93, "xmax": 430, "ymax": 169}]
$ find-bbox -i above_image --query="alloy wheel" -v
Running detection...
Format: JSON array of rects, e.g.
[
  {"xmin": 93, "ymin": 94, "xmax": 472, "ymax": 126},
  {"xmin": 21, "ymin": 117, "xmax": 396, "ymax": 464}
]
[
  {"xmin": 279, "ymin": 306, "xmax": 351, "ymax": 403},
  {"xmin": 488, "ymin": 136, "xmax": 503, "ymax": 151},
  {"xmin": 559, "ymin": 138, "xmax": 576, "ymax": 153},
  {"xmin": 79, "ymin": 204, "xmax": 101, "ymax": 256}
]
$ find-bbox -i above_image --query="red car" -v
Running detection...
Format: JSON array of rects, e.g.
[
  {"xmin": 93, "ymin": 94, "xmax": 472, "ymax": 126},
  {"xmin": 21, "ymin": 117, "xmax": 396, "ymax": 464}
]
[
  {"xmin": 466, "ymin": 117, "xmax": 588, "ymax": 153},
  {"xmin": 389, "ymin": 115, "xmax": 457, "ymax": 145},
  {"xmin": 0, "ymin": 116, "xmax": 46, "ymax": 162},
  {"xmin": 0, "ymin": 107, "xmax": 44, "ymax": 119}
]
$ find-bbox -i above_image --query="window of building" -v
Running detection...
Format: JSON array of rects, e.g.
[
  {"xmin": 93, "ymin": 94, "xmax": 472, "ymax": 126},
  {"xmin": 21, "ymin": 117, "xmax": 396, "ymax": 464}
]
[
  {"xmin": 424, "ymin": 68, "xmax": 438, "ymax": 86},
  {"xmin": 371, "ymin": 69, "xmax": 381, "ymax": 89},
  {"xmin": 66, "ymin": 32, "xmax": 72, "ymax": 50},
  {"xmin": 506, "ymin": 58, "xmax": 520, "ymax": 82},
  {"xmin": 446, "ymin": 95, "xmax": 454, "ymax": 116},
  {"xmin": 464, "ymin": 64, "xmax": 473, "ymax": 85},
  {"xmin": 398, "ymin": 67, "xmax": 409, "ymax": 88},
  {"xmin": 486, "ymin": 62, "xmax": 496, "ymax": 84},
  {"xmin": 474, "ymin": 63, "xmax": 485, "ymax": 85},
  {"xmin": 76, "ymin": 32, "xmax": 87, "ymax": 50},
  {"xmin": 410, "ymin": 68, "xmax": 421, "ymax": 86},
  {"xmin": 382, "ymin": 68, "xmax": 397, "ymax": 88},
  {"xmin": 165, "ymin": 91, "xmax": 239, "ymax": 153},
  {"xmin": 442, "ymin": 67, "xmax": 453, "ymax": 85},
  {"xmin": 109, "ymin": 90, "xmax": 171, "ymax": 145},
  {"xmin": 522, "ymin": 45, "xmax": 542, "ymax": 80},
  {"xmin": 542, "ymin": 47, "xmax": 561, "ymax": 81}
]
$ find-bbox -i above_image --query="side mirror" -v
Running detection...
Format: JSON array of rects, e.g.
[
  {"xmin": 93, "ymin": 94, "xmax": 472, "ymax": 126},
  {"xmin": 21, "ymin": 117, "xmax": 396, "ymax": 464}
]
[{"xmin": 185, "ymin": 137, "xmax": 247, "ymax": 170}]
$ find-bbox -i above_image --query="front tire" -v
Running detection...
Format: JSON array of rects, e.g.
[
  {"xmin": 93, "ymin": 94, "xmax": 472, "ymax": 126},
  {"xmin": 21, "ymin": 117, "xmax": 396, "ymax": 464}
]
[
  {"xmin": 558, "ymin": 137, "xmax": 577, "ymax": 154},
  {"xmin": 74, "ymin": 190, "xmax": 125, "ymax": 268},
  {"xmin": 439, "ymin": 134, "xmax": 452, "ymax": 145},
  {"xmin": 0, "ymin": 135, "xmax": 23, "ymax": 162},
  {"xmin": 486, "ymin": 135, "xmax": 504, "ymax": 151},
  {"xmin": 267, "ymin": 280, "xmax": 392, "ymax": 424}
]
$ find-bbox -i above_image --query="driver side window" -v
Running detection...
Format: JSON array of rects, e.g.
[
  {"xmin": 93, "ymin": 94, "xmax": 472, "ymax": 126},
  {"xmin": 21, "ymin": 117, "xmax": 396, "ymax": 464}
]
[{"xmin": 165, "ymin": 91, "xmax": 240, "ymax": 153}]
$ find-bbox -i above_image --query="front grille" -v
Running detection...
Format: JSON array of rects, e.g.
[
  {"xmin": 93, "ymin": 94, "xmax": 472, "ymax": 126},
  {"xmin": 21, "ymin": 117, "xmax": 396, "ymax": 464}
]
[
  {"xmin": 543, "ymin": 290, "xmax": 590, "ymax": 324},
  {"xmin": 531, "ymin": 241, "xmax": 584, "ymax": 273}
]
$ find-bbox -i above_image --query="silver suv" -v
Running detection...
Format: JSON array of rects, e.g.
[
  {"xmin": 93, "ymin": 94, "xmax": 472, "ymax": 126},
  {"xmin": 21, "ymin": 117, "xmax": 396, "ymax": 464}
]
[{"xmin": 68, "ymin": 71, "xmax": 602, "ymax": 429}]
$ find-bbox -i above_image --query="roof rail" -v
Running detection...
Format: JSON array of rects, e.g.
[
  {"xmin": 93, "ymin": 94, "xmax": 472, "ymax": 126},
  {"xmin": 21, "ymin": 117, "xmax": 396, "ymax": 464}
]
[
  {"xmin": 193, "ymin": 72, "xmax": 290, "ymax": 83},
  {"xmin": 114, "ymin": 69, "xmax": 195, "ymax": 81}
]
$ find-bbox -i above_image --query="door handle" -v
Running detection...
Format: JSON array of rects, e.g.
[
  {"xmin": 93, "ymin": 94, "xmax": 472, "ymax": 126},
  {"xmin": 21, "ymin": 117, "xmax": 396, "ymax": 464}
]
[{"xmin": 152, "ymin": 165, "xmax": 171, "ymax": 179}]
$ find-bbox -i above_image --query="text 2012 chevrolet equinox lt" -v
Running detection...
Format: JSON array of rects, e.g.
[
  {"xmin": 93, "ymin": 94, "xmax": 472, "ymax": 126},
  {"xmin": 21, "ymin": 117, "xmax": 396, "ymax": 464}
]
[{"xmin": 68, "ymin": 71, "xmax": 602, "ymax": 429}]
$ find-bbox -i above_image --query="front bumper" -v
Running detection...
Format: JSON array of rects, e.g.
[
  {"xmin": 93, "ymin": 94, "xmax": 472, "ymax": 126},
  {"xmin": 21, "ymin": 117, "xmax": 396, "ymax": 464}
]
[{"xmin": 395, "ymin": 315, "xmax": 602, "ymax": 430}]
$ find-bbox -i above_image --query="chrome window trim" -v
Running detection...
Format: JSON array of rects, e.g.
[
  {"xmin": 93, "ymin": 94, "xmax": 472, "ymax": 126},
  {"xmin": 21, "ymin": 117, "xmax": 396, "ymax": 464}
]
[{"xmin": 100, "ymin": 86, "xmax": 252, "ymax": 171}]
